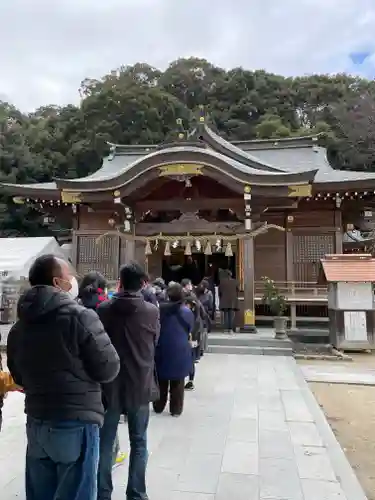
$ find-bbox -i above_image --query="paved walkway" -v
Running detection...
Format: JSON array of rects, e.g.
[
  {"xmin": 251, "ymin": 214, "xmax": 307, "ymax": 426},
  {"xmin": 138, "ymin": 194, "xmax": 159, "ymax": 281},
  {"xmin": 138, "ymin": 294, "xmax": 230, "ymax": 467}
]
[{"xmin": 0, "ymin": 355, "xmax": 367, "ymax": 500}]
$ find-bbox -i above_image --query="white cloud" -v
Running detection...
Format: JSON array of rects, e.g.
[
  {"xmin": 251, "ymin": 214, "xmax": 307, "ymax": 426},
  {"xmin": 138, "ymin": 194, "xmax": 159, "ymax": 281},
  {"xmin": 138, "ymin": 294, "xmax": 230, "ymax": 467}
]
[{"xmin": 0, "ymin": 0, "xmax": 374, "ymax": 110}]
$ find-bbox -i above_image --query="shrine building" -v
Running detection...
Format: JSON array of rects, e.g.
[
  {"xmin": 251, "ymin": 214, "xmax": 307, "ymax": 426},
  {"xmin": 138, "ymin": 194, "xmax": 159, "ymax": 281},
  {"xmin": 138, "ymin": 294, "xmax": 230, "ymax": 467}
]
[{"xmin": 2, "ymin": 114, "xmax": 375, "ymax": 330}]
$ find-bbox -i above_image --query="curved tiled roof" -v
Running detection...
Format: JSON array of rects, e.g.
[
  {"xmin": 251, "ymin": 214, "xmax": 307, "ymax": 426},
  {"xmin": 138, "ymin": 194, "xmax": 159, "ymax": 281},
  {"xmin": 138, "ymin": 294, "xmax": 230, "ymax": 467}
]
[
  {"xmin": 2, "ymin": 124, "xmax": 375, "ymax": 195},
  {"xmin": 72, "ymin": 153, "xmax": 145, "ymax": 182},
  {"xmin": 56, "ymin": 144, "xmax": 317, "ymax": 192}
]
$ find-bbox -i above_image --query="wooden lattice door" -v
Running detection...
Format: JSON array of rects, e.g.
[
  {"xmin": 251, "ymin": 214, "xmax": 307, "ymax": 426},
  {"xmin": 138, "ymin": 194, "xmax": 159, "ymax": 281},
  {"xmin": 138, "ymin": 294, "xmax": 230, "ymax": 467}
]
[
  {"xmin": 77, "ymin": 234, "xmax": 119, "ymax": 280},
  {"xmin": 293, "ymin": 234, "xmax": 334, "ymax": 282}
]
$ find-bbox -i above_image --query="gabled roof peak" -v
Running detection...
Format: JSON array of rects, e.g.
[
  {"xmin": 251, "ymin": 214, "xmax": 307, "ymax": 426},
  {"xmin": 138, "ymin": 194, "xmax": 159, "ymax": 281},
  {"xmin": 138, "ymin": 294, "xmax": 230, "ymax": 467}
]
[{"xmin": 106, "ymin": 128, "xmax": 319, "ymax": 156}]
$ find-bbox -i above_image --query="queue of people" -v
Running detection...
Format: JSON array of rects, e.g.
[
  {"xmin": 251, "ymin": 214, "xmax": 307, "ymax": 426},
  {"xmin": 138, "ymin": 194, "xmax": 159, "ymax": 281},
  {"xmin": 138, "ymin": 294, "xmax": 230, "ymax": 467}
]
[{"xmin": 0, "ymin": 255, "xmax": 217, "ymax": 500}]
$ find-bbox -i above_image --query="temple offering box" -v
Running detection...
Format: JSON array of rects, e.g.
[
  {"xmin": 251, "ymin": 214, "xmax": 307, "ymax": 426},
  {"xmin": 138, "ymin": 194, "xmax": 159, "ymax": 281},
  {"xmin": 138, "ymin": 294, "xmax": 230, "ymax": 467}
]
[{"xmin": 320, "ymin": 254, "xmax": 375, "ymax": 350}]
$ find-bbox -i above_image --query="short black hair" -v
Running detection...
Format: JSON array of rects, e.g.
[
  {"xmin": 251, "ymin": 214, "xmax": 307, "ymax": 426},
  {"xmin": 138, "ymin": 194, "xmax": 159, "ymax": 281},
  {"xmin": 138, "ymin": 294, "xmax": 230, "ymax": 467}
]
[
  {"xmin": 28, "ymin": 254, "xmax": 63, "ymax": 287},
  {"xmin": 79, "ymin": 271, "xmax": 107, "ymax": 297},
  {"xmin": 167, "ymin": 283, "xmax": 184, "ymax": 302},
  {"xmin": 153, "ymin": 277, "xmax": 166, "ymax": 289},
  {"xmin": 184, "ymin": 293, "xmax": 197, "ymax": 309},
  {"xmin": 181, "ymin": 278, "xmax": 192, "ymax": 288},
  {"xmin": 119, "ymin": 262, "xmax": 147, "ymax": 292}
]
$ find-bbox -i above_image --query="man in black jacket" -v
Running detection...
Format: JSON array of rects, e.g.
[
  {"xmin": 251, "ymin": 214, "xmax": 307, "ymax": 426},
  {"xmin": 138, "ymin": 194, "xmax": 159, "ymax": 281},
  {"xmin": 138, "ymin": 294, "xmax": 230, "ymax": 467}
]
[
  {"xmin": 7, "ymin": 254, "xmax": 120, "ymax": 500},
  {"xmin": 97, "ymin": 262, "xmax": 160, "ymax": 500}
]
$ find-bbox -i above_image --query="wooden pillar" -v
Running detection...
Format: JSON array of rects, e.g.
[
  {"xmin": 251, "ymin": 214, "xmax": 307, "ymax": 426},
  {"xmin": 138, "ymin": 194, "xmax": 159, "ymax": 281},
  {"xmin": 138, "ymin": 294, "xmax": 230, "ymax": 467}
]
[
  {"xmin": 121, "ymin": 200, "xmax": 136, "ymax": 264},
  {"xmin": 334, "ymin": 208, "xmax": 343, "ymax": 254},
  {"xmin": 237, "ymin": 238, "xmax": 244, "ymax": 290},
  {"xmin": 285, "ymin": 214, "xmax": 294, "ymax": 283},
  {"xmin": 71, "ymin": 204, "xmax": 79, "ymax": 269},
  {"xmin": 124, "ymin": 239, "xmax": 136, "ymax": 263},
  {"xmin": 242, "ymin": 185, "xmax": 257, "ymax": 332},
  {"xmin": 71, "ymin": 231, "xmax": 79, "ymax": 269},
  {"xmin": 285, "ymin": 214, "xmax": 297, "ymax": 330},
  {"xmin": 243, "ymin": 237, "xmax": 256, "ymax": 332}
]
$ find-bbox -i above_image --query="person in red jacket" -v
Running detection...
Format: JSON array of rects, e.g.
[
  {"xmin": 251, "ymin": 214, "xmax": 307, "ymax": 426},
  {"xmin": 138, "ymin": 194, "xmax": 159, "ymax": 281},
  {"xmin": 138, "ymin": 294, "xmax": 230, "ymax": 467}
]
[{"xmin": 78, "ymin": 271, "xmax": 108, "ymax": 310}]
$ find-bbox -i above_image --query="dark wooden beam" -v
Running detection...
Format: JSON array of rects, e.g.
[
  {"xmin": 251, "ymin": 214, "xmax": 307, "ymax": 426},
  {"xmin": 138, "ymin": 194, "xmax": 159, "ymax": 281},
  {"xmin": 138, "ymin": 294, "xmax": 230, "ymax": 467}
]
[{"xmin": 134, "ymin": 198, "xmax": 243, "ymax": 212}]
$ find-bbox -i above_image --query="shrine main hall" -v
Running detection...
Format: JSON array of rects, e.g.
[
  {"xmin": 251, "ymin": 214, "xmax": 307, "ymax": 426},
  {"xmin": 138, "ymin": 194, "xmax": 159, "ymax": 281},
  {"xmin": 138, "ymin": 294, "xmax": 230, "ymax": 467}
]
[{"xmin": 2, "ymin": 117, "xmax": 375, "ymax": 329}]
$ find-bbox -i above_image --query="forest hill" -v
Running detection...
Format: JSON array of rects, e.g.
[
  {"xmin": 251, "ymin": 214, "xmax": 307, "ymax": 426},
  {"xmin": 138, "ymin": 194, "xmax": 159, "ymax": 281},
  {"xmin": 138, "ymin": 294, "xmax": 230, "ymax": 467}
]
[{"xmin": 1, "ymin": 57, "xmax": 375, "ymax": 237}]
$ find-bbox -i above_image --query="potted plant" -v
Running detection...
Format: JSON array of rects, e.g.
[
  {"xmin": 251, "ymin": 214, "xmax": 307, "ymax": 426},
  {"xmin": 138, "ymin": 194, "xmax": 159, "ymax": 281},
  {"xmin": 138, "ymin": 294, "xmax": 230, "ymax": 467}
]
[{"xmin": 261, "ymin": 277, "xmax": 288, "ymax": 339}]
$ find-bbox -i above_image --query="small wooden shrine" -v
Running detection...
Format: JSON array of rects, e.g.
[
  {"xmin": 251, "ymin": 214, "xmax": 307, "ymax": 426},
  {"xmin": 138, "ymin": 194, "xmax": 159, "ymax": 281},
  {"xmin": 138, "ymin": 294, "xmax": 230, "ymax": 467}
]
[{"xmin": 320, "ymin": 254, "xmax": 375, "ymax": 350}]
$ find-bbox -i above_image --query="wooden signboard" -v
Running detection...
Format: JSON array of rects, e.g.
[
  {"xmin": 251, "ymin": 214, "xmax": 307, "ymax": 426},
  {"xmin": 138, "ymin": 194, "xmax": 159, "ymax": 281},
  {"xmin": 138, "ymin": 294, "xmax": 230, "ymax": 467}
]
[
  {"xmin": 159, "ymin": 164, "xmax": 203, "ymax": 177},
  {"xmin": 344, "ymin": 311, "xmax": 367, "ymax": 342},
  {"xmin": 61, "ymin": 191, "xmax": 82, "ymax": 204},
  {"xmin": 287, "ymin": 184, "xmax": 312, "ymax": 197},
  {"xmin": 336, "ymin": 282, "xmax": 373, "ymax": 311}
]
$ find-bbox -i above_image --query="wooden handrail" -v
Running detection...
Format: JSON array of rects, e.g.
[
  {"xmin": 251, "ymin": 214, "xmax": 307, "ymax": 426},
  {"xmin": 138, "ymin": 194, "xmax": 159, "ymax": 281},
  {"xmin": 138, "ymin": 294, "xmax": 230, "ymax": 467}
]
[{"xmin": 254, "ymin": 281, "xmax": 327, "ymax": 299}]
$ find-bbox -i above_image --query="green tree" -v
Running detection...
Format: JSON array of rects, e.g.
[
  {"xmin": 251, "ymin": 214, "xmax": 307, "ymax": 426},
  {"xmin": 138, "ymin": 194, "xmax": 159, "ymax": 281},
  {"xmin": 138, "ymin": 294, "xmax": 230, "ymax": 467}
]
[{"xmin": 2, "ymin": 60, "xmax": 375, "ymax": 235}]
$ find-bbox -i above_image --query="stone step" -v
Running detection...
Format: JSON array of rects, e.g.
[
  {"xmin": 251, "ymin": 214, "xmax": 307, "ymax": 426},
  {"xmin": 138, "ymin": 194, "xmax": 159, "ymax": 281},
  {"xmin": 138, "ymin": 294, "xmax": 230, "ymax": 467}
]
[
  {"xmin": 208, "ymin": 334, "xmax": 292, "ymax": 349},
  {"xmin": 207, "ymin": 344, "xmax": 293, "ymax": 356}
]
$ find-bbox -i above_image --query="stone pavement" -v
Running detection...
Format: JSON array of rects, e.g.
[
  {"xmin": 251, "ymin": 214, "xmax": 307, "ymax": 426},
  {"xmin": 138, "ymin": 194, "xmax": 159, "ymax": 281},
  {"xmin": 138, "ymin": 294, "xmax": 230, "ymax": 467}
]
[
  {"xmin": 301, "ymin": 362, "xmax": 375, "ymax": 386},
  {"xmin": 0, "ymin": 354, "xmax": 368, "ymax": 499}
]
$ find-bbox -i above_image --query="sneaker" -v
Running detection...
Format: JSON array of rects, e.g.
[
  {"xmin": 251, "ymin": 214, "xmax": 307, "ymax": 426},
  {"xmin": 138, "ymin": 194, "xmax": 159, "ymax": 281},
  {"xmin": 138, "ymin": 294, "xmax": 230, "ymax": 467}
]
[
  {"xmin": 112, "ymin": 451, "xmax": 127, "ymax": 469},
  {"xmin": 185, "ymin": 381, "xmax": 195, "ymax": 391},
  {"xmin": 115, "ymin": 452, "xmax": 127, "ymax": 465}
]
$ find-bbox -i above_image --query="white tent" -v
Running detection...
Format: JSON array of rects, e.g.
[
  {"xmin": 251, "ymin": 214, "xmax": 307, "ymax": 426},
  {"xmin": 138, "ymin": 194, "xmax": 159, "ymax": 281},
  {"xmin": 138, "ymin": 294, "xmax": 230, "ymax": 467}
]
[{"xmin": 0, "ymin": 237, "xmax": 69, "ymax": 282}]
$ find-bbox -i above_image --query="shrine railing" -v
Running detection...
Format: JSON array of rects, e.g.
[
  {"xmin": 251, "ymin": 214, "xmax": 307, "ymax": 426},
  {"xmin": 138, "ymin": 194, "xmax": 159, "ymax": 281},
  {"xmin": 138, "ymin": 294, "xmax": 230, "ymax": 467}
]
[{"xmin": 254, "ymin": 281, "xmax": 327, "ymax": 302}]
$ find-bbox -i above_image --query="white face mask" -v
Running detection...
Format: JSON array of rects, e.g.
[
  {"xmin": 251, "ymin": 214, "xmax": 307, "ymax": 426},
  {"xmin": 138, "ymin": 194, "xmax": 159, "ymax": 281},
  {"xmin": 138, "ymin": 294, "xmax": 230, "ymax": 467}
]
[{"xmin": 68, "ymin": 276, "xmax": 79, "ymax": 300}]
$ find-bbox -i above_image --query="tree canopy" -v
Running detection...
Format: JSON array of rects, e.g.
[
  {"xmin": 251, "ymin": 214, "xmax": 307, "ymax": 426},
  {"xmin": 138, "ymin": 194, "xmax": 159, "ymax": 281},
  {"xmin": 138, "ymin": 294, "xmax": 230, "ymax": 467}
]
[{"xmin": 1, "ymin": 57, "xmax": 375, "ymax": 236}]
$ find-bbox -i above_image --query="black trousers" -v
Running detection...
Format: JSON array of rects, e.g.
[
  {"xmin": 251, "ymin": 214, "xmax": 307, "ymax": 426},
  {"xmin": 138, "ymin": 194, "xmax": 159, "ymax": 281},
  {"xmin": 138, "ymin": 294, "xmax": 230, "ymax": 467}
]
[{"xmin": 153, "ymin": 379, "xmax": 185, "ymax": 416}]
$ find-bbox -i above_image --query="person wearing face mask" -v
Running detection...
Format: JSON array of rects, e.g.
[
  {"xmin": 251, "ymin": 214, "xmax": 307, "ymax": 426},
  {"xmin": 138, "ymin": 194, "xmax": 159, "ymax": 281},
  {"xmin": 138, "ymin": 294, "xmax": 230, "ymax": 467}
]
[{"xmin": 6, "ymin": 254, "xmax": 120, "ymax": 500}]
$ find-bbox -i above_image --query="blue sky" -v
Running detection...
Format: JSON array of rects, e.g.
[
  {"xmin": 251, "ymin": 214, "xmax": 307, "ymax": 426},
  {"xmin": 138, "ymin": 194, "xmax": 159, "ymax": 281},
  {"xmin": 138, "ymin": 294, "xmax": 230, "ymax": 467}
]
[
  {"xmin": 349, "ymin": 51, "xmax": 375, "ymax": 79},
  {"xmin": 0, "ymin": 0, "xmax": 374, "ymax": 111}
]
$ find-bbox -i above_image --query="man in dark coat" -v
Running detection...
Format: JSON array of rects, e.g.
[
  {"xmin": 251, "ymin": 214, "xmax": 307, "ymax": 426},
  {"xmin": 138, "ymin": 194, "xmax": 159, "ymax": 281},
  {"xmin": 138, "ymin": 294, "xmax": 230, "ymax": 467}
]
[
  {"xmin": 6, "ymin": 254, "xmax": 120, "ymax": 500},
  {"xmin": 97, "ymin": 262, "xmax": 160, "ymax": 500},
  {"xmin": 219, "ymin": 269, "xmax": 239, "ymax": 333}
]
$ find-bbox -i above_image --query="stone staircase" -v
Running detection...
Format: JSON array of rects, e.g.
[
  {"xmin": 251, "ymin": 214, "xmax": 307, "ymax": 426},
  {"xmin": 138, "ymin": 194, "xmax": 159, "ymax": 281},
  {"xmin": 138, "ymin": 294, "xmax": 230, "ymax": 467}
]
[{"xmin": 207, "ymin": 329, "xmax": 294, "ymax": 356}]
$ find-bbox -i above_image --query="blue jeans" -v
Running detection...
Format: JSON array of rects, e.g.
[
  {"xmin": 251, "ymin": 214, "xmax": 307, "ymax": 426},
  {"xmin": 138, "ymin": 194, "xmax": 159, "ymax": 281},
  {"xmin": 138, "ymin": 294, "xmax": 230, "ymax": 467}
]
[
  {"xmin": 98, "ymin": 406, "xmax": 150, "ymax": 500},
  {"xmin": 223, "ymin": 309, "xmax": 235, "ymax": 331},
  {"xmin": 189, "ymin": 347, "xmax": 199, "ymax": 382},
  {"xmin": 25, "ymin": 417, "xmax": 99, "ymax": 500}
]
